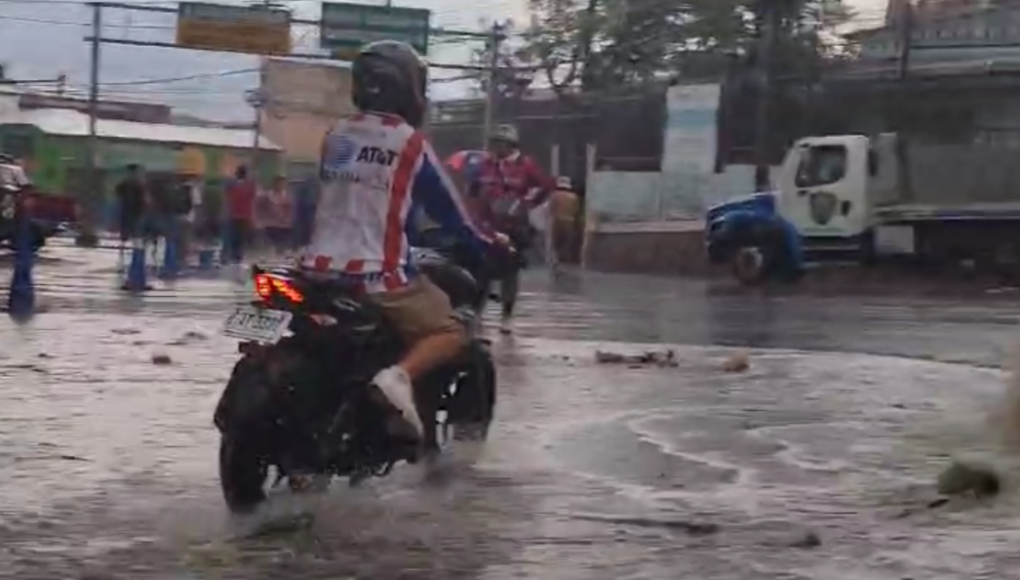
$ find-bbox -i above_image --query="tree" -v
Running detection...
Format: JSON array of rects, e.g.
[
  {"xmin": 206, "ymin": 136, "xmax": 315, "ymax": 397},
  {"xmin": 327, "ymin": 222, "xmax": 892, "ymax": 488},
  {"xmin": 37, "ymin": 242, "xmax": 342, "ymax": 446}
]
[
  {"xmin": 510, "ymin": 0, "xmax": 854, "ymax": 93},
  {"xmin": 464, "ymin": 22, "xmax": 537, "ymax": 99}
]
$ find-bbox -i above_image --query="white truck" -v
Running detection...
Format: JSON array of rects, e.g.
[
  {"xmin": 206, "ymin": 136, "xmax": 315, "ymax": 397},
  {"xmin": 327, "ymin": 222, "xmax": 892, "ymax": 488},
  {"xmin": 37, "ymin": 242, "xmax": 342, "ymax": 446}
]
[{"xmin": 706, "ymin": 133, "xmax": 1020, "ymax": 282}]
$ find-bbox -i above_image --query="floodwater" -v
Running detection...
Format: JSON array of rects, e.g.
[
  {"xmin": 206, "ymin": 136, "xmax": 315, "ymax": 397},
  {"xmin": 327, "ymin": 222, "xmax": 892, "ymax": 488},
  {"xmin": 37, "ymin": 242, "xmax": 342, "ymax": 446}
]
[{"xmin": 2, "ymin": 239, "xmax": 1020, "ymax": 579}]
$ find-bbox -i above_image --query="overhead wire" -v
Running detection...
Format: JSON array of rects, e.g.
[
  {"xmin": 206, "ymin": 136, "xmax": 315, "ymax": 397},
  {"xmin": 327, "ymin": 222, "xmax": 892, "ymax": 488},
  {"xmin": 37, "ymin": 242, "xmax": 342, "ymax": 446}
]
[{"xmin": 99, "ymin": 68, "xmax": 257, "ymax": 86}]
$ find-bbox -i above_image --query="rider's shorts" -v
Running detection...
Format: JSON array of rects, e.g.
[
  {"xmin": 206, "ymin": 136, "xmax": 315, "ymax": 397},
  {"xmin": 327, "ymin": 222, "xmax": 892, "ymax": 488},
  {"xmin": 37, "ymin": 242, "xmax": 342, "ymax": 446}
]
[{"xmin": 369, "ymin": 276, "xmax": 461, "ymax": 343}]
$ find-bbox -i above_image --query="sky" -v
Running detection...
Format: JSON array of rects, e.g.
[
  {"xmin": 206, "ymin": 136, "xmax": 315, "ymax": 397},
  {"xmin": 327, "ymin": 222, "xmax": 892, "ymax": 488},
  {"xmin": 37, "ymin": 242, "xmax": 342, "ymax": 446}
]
[{"xmin": 0, "ymin": 0, "xmax": 888, "ymax": 122}]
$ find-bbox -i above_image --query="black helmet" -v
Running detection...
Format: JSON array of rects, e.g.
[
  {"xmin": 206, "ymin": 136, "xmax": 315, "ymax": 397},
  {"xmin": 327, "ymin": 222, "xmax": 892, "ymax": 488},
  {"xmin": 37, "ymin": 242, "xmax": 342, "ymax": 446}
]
[
  {"xmin": 351, "ymin": 40, "xmax": 428, "ymax": 128},
  {"xmin": 0, "ymin": 152, "xmax": 14, "ymax": 164}
]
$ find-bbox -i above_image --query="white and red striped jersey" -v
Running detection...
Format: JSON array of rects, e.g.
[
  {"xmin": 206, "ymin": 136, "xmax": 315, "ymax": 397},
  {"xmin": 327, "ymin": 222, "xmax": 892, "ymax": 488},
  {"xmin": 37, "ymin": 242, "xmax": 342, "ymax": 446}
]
[{"xmin": 302, "ymin": 112, "xmax": 490, "ymax": 293}]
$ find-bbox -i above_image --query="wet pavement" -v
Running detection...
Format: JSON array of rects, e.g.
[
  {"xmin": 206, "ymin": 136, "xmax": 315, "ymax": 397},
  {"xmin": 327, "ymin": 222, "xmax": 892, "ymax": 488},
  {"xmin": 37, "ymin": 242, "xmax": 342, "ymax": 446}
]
[{"xmin": 3, "ymin": 239, "xmax": 1020, "ymax": 579}]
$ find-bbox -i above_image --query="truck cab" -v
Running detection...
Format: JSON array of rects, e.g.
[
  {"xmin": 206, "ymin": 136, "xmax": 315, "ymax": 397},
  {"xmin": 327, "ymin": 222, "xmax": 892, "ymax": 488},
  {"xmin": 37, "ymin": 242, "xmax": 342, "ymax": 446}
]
[{"xmin": 775, "ymin": 133, "xmax": 902, "ymax": 258}]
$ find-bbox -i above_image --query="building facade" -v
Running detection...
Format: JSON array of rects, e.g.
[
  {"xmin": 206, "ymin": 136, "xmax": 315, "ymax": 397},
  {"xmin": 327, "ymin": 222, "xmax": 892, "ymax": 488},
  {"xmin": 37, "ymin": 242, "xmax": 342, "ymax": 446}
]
[
  {"xmin": 864, "ymin": 0, "xmax": 1020, "ymax": 62},
  {"xmin": 259, "ymin": 57, "xmax": 355, "ymax": 177}
]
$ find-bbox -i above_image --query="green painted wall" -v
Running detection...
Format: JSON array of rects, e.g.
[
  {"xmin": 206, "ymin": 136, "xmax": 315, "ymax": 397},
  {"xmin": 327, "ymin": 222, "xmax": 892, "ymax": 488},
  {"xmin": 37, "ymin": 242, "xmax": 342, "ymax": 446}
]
[{"xmin": 0, "ymin": 124, "xmax": 281, "ymax": 200}]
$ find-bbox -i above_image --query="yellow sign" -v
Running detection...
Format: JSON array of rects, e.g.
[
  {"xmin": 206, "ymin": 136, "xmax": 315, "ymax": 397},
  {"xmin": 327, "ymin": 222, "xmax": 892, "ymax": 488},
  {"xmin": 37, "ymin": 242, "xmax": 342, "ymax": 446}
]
[
  {"xmin": 176, "ymin": 2, "xmax": 291, "ymax": 56},
  {"xmin": 177, "ymin": 147, "xmax": 207, "ymax": 176}
]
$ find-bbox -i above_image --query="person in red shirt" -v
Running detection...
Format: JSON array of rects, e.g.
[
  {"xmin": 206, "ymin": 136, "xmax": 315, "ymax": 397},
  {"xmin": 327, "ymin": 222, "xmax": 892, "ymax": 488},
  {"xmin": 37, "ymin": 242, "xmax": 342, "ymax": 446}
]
[
  {"xmin": 471, "ymin": 123, "xmax": 556, "ymax": 333},
  {"xmin": 263, "ymin": 175, "xmax": 295, "ymax": 255},
  {"xmin": 224, "ymin": 164, "xmax": 256, "ymax": 264}
]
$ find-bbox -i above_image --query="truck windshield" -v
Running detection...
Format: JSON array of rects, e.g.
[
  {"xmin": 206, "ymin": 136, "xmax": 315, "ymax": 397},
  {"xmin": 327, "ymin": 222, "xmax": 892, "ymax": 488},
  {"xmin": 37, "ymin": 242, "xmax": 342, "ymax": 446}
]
[{"xmin": 795, "ymin": 145, "xmax": 847, "ymax": 188}]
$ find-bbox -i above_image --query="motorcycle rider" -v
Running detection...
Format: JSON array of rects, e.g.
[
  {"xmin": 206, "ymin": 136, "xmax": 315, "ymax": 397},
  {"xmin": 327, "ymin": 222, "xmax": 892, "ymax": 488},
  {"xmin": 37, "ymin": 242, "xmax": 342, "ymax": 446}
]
[
  {"xmin": 471, "ymin": 124, "xmax": 556, "ymax": 334},
  {"xmin": 306, "ymin": 40, "xmax": 506, "ymax": 444}
]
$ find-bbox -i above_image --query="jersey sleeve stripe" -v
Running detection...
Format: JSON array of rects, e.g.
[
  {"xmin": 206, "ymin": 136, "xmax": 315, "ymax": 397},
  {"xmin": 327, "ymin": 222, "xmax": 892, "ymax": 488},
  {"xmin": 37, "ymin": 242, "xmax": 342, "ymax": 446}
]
[{"xmin": 383, "ymin": 131, "xmax": 425, "ymax": 273}]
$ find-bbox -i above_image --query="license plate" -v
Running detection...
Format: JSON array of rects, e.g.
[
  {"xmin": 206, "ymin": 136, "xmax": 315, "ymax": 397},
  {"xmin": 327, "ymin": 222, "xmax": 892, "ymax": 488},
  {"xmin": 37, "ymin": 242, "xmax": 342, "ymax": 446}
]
[{"xmin": 223, "ymin": 305, "xmax": 293, "ymax": 344}]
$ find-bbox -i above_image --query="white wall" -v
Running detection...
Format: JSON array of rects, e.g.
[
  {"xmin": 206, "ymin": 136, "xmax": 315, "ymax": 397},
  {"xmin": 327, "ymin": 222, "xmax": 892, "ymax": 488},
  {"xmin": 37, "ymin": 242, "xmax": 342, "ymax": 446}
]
[
  {"xmin": 0, "ymin": 93, "xmax": 19, "ymax": 116},
  {"xmin": 586, "ymin": 165, "xmax": 781, "ymax": 227},
  {"xmin": 586, "ymin": 82, "xmax": 764, "ymax": 230},
  {"xmin": 585, "ymin": 82, "xmax": 784, "ymax": 232}
]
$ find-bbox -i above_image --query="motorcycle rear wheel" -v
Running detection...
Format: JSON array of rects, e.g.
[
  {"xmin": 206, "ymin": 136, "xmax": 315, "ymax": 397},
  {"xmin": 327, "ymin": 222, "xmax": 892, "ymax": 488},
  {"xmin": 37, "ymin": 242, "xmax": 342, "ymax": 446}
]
[{"xmin": 219, "ymin": 432, "xmax": 269, "ymax": 514}]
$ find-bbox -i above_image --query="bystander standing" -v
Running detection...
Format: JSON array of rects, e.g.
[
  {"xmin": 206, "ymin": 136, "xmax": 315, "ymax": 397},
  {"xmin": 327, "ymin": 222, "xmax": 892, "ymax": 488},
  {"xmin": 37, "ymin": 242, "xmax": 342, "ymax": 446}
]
[
  {"xmin": 177, "ymin": 172, "xmax": 203, "ymax": 261},
  {"xmin": 549, "ymin": 176, "xmax": 581, "ymax": 266},
  {"xmin": 263, "ymin": 175, "xmax": 294, "ymax": 255},
  {"xmin": 224, "ymin": 165, "xmax": 256, "ymax": 264},
  {"xmin": 115, "ymin": 164, "xmax": 148, "ymax": 243},
  {"xmin": 293, "ymin": 175, "xmax": 317, "ymax": 248},
  {"xmin": 154, "ymin": 173, "xmax": 194, "ymax": 268},
  {"xmin": 195, "ymin": 178, "xmax": 222, "ymax": 254}
]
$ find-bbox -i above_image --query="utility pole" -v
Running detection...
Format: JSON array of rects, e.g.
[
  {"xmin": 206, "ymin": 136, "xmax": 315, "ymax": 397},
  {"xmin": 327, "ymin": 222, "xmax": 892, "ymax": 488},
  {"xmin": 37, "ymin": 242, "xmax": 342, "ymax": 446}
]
[
  {"xmin": 249, "ymin": 58, "xmax": 267, "ymax": 172},
  {"xmin": 78, "ymin": 2, "xmax": 102, "ymax": 247},
  {"xmin": 896, "ymin": 0, "xmax": 914, "ymax": 79},
  {"xmin": 482, "ymin": 21, "xmax": 505, "ymax": 147},
  {"xmin": 752, "ymin": 1, "xmax": 779, "ymax": 191},
  {"xmin": 895, "ymin": 0, "xmax": 915, "ymax": 202},
  {"xmin": 249, "ymin": 0, "xmax": 273, "ymax": 175}
]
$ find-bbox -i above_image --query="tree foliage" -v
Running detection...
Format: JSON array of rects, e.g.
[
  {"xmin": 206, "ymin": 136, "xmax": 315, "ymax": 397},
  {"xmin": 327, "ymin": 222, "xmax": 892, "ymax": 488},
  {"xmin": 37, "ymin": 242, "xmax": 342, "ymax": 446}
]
[
  {"xmin": 472, "ymin": 0, "xmax": 856, "ymax": 95},
  {"xmin": 464, "ymin": 23, "xmax": 537, "ymax": 99}
]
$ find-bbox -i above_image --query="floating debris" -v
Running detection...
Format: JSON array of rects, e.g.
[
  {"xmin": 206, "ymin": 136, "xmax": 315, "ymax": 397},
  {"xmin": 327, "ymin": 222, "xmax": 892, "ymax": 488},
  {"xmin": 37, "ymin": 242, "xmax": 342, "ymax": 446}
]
[
  {"xmin": 721, "ymin": 352, "xmax": 750, "ymax": 373},
  {"xmin": 936, "ymin": 460, "xmax": 1001, "ymax": 498},
  {"xmin": 168, "ymin": 330, "xmax": 210, "ymax": 346},
  {"xmin": 785, "ymin": 530, "xmax": 822, "ymax": 548},
  {"xmin": 151, "ymin": 354, "xmax": 173, "ymax": 366},
  {"xmin": 571, "ymin": 513, "xmax": 718, "ymax": 536},
  {"xmin": 595, "ymin": 349, "xmax": 678, "ymax": 368}
]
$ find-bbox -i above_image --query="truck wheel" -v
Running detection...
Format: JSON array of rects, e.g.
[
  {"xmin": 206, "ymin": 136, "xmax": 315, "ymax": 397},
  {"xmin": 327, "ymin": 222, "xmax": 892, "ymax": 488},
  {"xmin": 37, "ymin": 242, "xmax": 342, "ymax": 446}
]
[
  {"xmin": 731, "ymin": 245, "xmax": 771, "ymax": 285},
  {"xmin": 858, "ymin": 231, "xmax": 877, "ymax": 266}
]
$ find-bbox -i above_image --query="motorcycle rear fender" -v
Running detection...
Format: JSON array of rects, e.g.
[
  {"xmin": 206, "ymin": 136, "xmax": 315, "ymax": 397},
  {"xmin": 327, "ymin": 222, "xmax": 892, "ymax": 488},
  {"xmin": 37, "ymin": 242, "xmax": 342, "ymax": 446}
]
[
  {"xmin": 214, "ymin": 345, "xmax": 304, "ymax": 434},
  {"xmin": 214, "ymin": 356, "xmax": 268, "ymax": 434}
]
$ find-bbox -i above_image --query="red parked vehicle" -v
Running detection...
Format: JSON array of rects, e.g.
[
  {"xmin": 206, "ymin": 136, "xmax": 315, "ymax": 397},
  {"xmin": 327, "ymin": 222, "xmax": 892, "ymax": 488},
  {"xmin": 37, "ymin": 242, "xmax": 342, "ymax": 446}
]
[{"xmin": 0, "ymin": 190, "xmax": 76, "ymax": 251}]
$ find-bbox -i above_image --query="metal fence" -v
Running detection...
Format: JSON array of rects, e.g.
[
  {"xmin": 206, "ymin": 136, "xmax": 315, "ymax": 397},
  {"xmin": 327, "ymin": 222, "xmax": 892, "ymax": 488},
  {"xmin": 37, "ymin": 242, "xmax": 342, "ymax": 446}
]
[{"xmin": 427, "ymin": 88, "xmax": 666, "ymax": 189}]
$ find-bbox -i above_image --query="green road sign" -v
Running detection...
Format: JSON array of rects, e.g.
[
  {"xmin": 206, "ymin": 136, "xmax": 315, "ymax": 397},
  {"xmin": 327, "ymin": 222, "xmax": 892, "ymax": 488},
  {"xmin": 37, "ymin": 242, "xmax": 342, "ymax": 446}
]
[{"xmin": 319, "ymin": 2, "xmax": 430, "ymax": 60}]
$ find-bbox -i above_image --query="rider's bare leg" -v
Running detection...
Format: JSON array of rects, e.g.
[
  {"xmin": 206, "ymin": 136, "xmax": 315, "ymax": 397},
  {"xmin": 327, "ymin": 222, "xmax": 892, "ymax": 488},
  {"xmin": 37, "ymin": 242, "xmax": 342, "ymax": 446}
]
[
  {"xmin": 399, "ymin": 328, "xmax": 465, "ymax": 381},
  {"xmin": 369, "ymin": 277, "xmax": 466, "ymax": 440}
]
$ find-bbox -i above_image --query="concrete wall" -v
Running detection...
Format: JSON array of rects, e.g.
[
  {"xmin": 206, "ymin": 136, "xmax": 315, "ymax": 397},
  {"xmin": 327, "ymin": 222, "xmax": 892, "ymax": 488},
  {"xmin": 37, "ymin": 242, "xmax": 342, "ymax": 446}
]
[
  {"xmin": 586, "ymin": 165, "xmax": 780, "ymax": 224},
  {"xmin": 581, "ymin": 165, "xmax": 781, "ymax": 275}
]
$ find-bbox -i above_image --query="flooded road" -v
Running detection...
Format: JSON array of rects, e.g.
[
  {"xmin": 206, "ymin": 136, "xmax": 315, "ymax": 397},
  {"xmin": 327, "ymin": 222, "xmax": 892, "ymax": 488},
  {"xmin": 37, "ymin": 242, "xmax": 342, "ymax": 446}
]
[{"xmin": 3, "ymin": 240, "xmax": 1020, "ymax": 579}]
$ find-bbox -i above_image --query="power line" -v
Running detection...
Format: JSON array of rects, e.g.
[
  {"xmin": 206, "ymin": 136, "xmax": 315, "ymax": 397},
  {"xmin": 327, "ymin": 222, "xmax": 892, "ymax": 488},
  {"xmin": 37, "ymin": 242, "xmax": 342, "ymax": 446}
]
[
  {"xmin": 0, "ymin": 13, "xmax": 170, "ymax": 28},
  {"xmin": 0, "ymin": 14, "xmax": 86, "ymax": 25},
  {"xmin": 99, "ymin": 67, "xmax": 257, "ymax": 86}
]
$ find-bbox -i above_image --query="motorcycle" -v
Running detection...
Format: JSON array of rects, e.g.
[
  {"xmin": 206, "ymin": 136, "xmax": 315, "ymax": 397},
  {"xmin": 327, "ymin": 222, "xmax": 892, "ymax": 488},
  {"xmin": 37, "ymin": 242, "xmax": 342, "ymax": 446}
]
[{"xmin": 213, "ymin": 244, "xmax": 497, "ymax": 514}]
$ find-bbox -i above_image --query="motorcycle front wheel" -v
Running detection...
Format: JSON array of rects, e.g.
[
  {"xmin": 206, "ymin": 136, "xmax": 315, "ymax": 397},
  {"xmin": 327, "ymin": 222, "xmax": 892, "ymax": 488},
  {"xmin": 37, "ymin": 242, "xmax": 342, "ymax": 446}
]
[{"xmin": 447, "ymin": 344, "xmax": 496, "ymax": 441}]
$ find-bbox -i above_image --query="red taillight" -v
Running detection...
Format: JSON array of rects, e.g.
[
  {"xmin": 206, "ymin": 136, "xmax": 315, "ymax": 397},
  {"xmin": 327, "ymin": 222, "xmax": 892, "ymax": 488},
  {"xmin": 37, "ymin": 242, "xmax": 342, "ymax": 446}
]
[
  {"xmin": 253, "ymin": 273, "xmax": 304, "ymax": 304},
  {"xmin": 254, "ymin": 273, "xmax": 273, "ymax": 300}
]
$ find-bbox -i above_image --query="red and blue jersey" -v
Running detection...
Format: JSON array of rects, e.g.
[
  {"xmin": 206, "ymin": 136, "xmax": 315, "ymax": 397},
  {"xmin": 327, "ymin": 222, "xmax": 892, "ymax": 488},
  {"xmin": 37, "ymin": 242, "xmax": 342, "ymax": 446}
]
[{"xmin": 303, "ymin": 112, "xmax": 491, "ymax": 292}]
